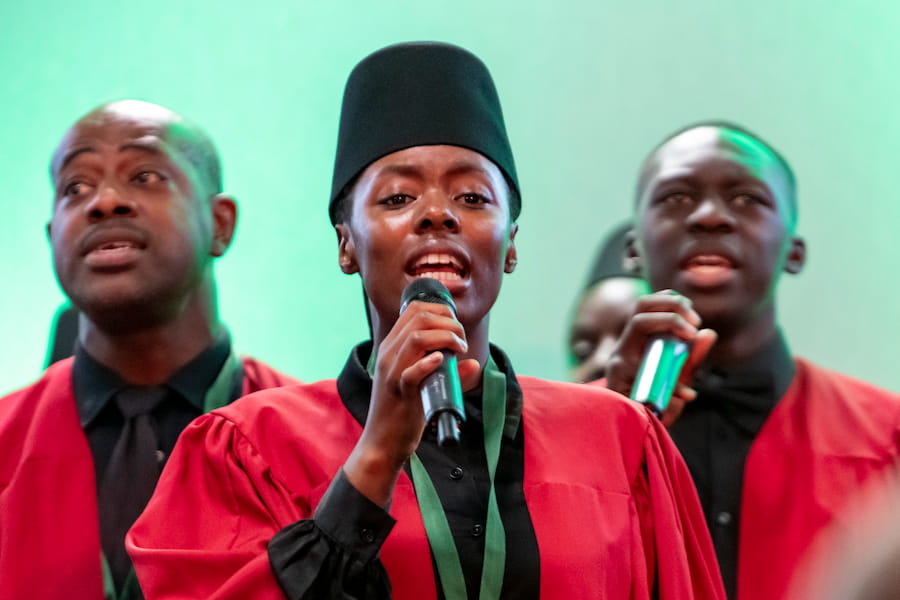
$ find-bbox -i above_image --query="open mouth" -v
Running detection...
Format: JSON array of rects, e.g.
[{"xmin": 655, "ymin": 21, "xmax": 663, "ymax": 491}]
[
  {"xmin": 408, "ymin": 252, "xmax": 467, "ymax": 282},
  {"xmin": 93, "ymin": 240, "xmax": 141, "ymax": 252},
  {"xmin": 681, "ymin": 254, "xmax": 737, "ymax": 287},
  {"xmin": 684, "ymin": 255, "xmax": 734, "ymax": 270}
]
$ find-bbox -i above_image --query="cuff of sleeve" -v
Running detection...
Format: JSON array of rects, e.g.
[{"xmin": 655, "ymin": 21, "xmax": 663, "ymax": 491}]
[{"xmin": 314, "ymin": 469, "xmax": 396, "ymax": 562}]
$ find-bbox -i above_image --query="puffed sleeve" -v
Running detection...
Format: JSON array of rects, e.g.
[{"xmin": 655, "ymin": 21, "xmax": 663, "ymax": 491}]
[
  {"xmin": 632, "ymin": 414, "xmax": 726, "ymax": 600},
  {"xmin": 127, "ymin": 413, "xmax": 393, "ymax": 599}
]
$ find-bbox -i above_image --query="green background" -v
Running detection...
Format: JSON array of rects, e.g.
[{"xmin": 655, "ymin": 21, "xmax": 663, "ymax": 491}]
[{"xmin": 2, "ymin": 0, "xmax": 898, "ymax": 394}]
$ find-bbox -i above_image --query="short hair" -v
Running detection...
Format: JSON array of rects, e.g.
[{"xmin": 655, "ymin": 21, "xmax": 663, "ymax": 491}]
[{"xmin": 636, "ymin": 120, "xmax": 797, "ymax": 224}]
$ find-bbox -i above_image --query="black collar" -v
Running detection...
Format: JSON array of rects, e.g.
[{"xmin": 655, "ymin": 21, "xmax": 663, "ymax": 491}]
[
  {"xmin": 690, "ymin": 329, "xmax": 794, "ymax": 434},
  {"xmin": 336, "ymin": 341, "xmax": 524, "ymax": 441},
  {"xmin": 73, "ymin": 331, "xmax": 232, "ymax": 428}
]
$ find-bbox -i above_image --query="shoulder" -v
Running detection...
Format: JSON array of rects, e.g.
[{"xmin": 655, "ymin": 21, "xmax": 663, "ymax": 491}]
[
  {"xmin": 0, "ymin": 359, "xmax": 74, "ymax": 429},
  {"xmin": 518, "ymin": 375, "xmax": 650, "ymax": 415},
  {"xmin": 215, "ymin": 379, "xmax": 343, "ymax": 427},
  {"xmin": 792, "ymin": 357, "xmax": 900, "ymax": 407},
  {"xmin": 174, "ymin": 380, "xmax": 360, "ymax": 496},
  {"xmin": 239, "ymin": 355, "xmax": 302, "ymax": 389},
  {"xmin": 779, "ymin": 358, "xmax": 900, "ymax": 457},
  {"xmin": 516, "ymin": 376, "xmax": 665, "ymax": 492},
  {"xmin": 199, "ymin": 379, "xmax": 360, "ymax": 459},
  {"xmin": 517, "ymin": 375, "xmax": 653, "ymax": 440},
  {"xmin": 0, "ymin": 360, "xmax": 81, "ymax": 484}
]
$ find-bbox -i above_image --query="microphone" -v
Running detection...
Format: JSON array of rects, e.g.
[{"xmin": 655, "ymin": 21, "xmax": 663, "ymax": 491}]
[
  {"xmin": 400, "ymin": 278, "xmax": 466, "ymax": 447},
  {"xmin": 630, "ymin": 336, "xmax": 690, "ymax": 417}
]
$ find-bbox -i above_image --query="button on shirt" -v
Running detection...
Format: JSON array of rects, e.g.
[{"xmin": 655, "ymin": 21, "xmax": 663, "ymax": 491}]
[
  {"xmin": 668, "ymin": 330, "xmax": 794, "ymax": 599},
  {"xmin": 269, "ymin": 342, "xmax": 541, "ymax": 600}
]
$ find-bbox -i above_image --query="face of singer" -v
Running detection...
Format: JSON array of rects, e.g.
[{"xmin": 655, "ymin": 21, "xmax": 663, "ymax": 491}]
[
  {"xmin": 569, "ymin": 276, "xmax": 649, "ymax": 383},
  {"xmin": 335, "ymin": 145, "xmax": 518, "ymax": 333},
  {"xmin": 632, "ymin": 126, "xmax": 805, "ymax": 332},
  {"xmin": 47, "ymin": 101, "xmax": 230, "ymax": 323}
]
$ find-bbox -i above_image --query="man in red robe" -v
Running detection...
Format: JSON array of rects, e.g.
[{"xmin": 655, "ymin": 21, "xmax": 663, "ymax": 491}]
[
  {"xmin": 0, "ymin": 100, "xmax": 297, "ymax": 600},
  {"xmin": 605, "ymin": 121, "xmax": 900, "ymax": 599},
  {"xmin": 128, "ymin": 42, "xmax": 724, "ymax": 600}
]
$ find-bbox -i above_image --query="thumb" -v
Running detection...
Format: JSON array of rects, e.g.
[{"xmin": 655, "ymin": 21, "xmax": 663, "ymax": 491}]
[
  {"xmin": 681, "ymin": 328, "xmax": 717, "ymax": 385},
  {"xmin": 458, "ymin": 358, "xmax": 482, "ymax": 393}
]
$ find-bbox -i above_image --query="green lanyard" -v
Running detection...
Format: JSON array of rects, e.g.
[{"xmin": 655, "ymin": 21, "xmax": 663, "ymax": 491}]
[
  {"xmin": 366, "ymin": 349, "xmax": 508, "ymax": 599},
  {"xmin": 411, "ymin": 355, "xmax": 507, "ymax": 599}
]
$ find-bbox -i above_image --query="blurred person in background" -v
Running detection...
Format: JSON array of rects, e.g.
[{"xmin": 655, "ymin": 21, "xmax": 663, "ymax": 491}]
[{"xmin": 567, "ymin": 220, "xmax": 648, "ymax": 384}]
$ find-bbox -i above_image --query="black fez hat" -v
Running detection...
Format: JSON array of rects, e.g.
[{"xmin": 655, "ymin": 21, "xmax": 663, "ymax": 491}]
[
  {"xmin": 329, "ymin": 41, "xmax": 520, "ymax": 224},
  {"xmin": 585, "ymin": 221, "xmax": 641, "ymax": 290}
]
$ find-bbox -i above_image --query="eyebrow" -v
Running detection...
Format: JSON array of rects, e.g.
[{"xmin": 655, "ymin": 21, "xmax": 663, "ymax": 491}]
[
  {"xmin": 55, "ymin": 139, "xmax": 167, "ymax": 175},
  {"xmin": 375, "ymin": 164, "xmax": 424, "ymax": 179},
  {"xmin": 55, "ymin": 147, "xmax": 96, "ymax": 174},
  {"xmin": 444, "ymin": 161, "xmax": 494, "ymax": 179}
]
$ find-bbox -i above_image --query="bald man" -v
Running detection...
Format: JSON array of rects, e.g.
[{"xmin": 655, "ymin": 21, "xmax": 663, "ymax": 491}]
[{"xmin": 0, "ymin": 101, "xmax": 297, "ymax": 599}]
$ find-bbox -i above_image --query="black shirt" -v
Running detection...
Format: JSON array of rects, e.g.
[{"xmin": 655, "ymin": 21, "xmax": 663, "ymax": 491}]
[
  {"xmin": 72, "ymin": 332, "xmax": 241, "ymax": 599},
  {"xmin": 269, "ymin": 342, "xmax": 541, "ymax": 600},
  {"xmin": 73, "ymin": 332, "xmax": 236, "ymax": 484},
  {"xmin": 668, "ymin": 330, "xmax": 794, "ymax": 600}
]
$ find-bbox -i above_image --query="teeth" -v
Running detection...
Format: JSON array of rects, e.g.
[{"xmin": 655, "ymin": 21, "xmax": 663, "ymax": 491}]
[
  {"xmin": 416, "ymin": 271, "xmax": 462, "ymax": 281},
  {"xmin": 97, "ymin": 241, "xmax": 136, "ymax": 251},
  {"xmin": 414, "ymin": 253, "xmax": 462, "ymax": 270}
]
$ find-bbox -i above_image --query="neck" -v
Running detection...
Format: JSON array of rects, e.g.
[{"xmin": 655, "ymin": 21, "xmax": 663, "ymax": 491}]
[
  {"xmin": 704, "ymin": 306, "xmax": 779, "ymax": 368},
  {"xmin": 79, "ymin": 285, "xmax": 222, "ymax": 385}
]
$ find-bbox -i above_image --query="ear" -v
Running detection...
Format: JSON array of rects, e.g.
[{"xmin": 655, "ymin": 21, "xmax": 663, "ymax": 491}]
[
  {"xmin": 623, "ymin": 228, "xmax": 642, "ymax": 274},
  {"xmin": 784, "ymin": 235, "xmax": 806, "ymax": 275},
  {"xmin": 335, "ymin": 223, "xmax": 359, "ymax": 274},
  {"xmin": 504, "ymin": 223, "xmax": 519, "ymax": 273},
  {"xmin": 210, "ymin": 194, "xmax": 237, "ymax": 257}
]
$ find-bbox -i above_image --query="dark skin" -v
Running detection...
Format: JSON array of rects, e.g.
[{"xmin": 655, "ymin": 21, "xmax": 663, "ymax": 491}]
[
  {"xmin": 334, "ymin": 145, "xmax": 518, "ymax": 507},
  {"xmin": 47, "ymin": 100, "xmax": 237, "ymax": 385},
  {"xmin": 568, "ymin": 276, "xmax": 649, "ymax": 384},
  {"xmin": 606, "ymin": 126, "xmax": 806, "ymax": 425}
]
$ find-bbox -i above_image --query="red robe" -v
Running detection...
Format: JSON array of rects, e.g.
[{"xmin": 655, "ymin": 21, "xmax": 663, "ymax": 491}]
[
  {"xmin": 0, "ymin": 356, "xmax": 297, "ymax": 600},
  {"xmin": 737, "ymin": 358, "xmax": 900, "ymax": 600},
  {"xmin": 129, "ymin": 376, "xmax": 725, "ymax": 599}
]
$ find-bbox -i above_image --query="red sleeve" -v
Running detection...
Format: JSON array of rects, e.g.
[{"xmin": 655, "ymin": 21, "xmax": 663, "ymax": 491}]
[
  {"xmin": 127, "ymin": 413, "xmax": 296, "ymax": 599},
  {"xmin": 634, "ymin": 414, "xmax": 726, "ymax": 600}
]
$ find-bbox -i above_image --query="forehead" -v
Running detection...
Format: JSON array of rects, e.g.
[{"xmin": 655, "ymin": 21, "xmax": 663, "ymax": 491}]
[
  {"xmin": 51, "ymin": 106, "xmax": 190, "ymax": 177},
  {"xmin": 641, "ymin": 127, "xmax": 791, "ymax": 198},
  {"xmin": 350, "ymin": 144, "xmax": 511, "ymax": 216},
  {"xmin": 360, "ymin": 145, "xmax": 506, "ymax": 182},
  {"xmin": 579, "ymin": 277, "xmax": 647, "ymax": 314}
]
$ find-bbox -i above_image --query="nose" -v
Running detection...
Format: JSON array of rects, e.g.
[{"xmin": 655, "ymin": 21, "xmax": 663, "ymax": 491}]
[
  {"xmin": 85, "ymin": 184, "xmax": 136, "ymax": 222},
  {"xmin": 415, "ymin": 192, "xmax": 460, "ymax": 234},
  {"xmin": 686, "ymin": 195, "xmax": 736, "ymax": 234}
]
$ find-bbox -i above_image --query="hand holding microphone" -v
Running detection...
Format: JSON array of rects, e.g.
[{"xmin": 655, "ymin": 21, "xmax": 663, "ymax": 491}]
[
  {"xmin": 606, "ymin": 290, "xmax": 717, "ymax": 426},
  {"xmin": 400, "ymin": 278, "xmax": 466, "ymax": 447},
  {"xmin": 343, "ymin": 277, "xmax": 479, "ymax": 507}
]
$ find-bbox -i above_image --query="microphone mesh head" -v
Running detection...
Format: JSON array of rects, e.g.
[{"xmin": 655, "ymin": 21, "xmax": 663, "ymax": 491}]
[{"xmin": 400, "ymin": 277, "xmax": 456, "ymax": 315}]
